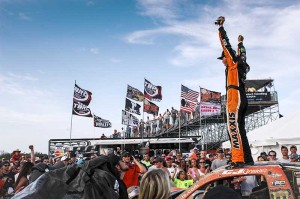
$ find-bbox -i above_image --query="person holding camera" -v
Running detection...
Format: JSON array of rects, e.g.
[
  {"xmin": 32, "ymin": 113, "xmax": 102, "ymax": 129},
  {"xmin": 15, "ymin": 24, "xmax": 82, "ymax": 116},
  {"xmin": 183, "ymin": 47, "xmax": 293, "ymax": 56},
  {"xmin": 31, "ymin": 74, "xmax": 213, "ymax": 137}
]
[
  {"xmin": 216, "ymin": 16, "xmax": 253, "ymax": 166},
  {"xmin": 122, "ymin": 152, "xmax": 146, "ymax": 188}
]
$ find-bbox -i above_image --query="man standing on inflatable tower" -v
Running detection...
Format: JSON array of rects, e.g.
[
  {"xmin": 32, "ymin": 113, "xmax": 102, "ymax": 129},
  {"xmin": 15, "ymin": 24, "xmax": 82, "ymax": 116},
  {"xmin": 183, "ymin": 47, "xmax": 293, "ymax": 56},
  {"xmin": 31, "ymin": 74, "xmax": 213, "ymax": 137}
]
[{"xmin": 216, "ymin": 16, "xmax": 253, "ymax": 167}]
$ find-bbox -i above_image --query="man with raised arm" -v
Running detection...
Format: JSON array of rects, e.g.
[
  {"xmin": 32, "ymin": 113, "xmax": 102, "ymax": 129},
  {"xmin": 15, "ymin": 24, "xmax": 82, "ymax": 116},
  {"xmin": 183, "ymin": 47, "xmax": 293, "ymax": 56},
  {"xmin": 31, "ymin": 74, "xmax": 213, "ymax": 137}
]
[{"xmin": 216, "ymin": 16, "xmax": 253, "ymax": 166}]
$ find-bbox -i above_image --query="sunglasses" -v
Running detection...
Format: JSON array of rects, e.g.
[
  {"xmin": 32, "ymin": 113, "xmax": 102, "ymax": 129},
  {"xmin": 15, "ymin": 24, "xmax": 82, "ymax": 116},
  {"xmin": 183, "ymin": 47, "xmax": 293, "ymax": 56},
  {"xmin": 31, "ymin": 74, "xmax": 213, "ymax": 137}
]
[
  {"xmin": 4, "ymin": 165, "xmax": 10, "ymax": 167},
  {"xmin": 199, "ymin": 162, "xmax": 205, "ymax": 163},
  {"xmin": 269, "ymin": 155, "xmax": 276, "ymax": 157}
]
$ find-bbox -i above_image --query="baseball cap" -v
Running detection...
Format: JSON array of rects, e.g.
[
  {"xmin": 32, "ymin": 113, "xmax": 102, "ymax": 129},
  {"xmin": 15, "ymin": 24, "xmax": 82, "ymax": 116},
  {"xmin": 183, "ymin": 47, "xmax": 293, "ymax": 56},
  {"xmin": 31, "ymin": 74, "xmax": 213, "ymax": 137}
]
[
  {"xmin": 260, "ymin": 152, "xmax": 267, "ymax": 156},
  {"xmin": 217, "ymin": 51, "xmax": 225, "ymax": 60},
  {"xmin": 217, "ymin": 149, "xmax": 224, "ymax": 153},
  {"xmin": 122, "ymin": 151, "xmax": 131, "ymax": 157}
]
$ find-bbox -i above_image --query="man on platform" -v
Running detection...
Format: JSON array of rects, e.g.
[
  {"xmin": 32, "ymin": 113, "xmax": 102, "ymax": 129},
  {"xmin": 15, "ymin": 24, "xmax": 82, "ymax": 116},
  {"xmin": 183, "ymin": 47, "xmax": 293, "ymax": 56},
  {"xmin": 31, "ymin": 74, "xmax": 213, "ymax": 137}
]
[{"xmin": 216, "ymin": 16, "xmax": 253, "ymax": 166}]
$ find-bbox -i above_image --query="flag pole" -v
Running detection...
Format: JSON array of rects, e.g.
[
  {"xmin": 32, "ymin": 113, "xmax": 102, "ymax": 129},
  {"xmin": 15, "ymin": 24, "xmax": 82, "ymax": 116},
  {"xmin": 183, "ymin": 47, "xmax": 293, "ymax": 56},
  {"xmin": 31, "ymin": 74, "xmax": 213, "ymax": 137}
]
[
  {"xmin": 70, "ymin": 80, "xmax": 76, "ymax": 146},
  {"xmin": 179, "ymin": 84, "xmax": 182, "ymax": 152},
  {"xmin": 142, "ymin": 78, "xmax": 145, "ymax": 145}
]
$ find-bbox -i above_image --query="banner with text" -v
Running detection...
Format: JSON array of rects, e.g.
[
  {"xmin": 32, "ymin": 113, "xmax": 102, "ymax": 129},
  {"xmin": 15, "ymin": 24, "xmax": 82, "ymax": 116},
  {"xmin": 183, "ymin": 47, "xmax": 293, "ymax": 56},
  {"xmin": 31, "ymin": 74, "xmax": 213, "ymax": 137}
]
[
  {"xmin": 122, "ymin": 110, "xmax": 139, "ymax": 126},
  {"xmin": 94, "ymin": 115, "xmax": 112, "ymax": 128},
  {"xmin": 246, "ymin": 92, "xmax": 271, "ymax": 102},
  {"xmin": 72, "ymin": 101, "xmax": 93, "ymax": 117},
  {"xmin": 73, "ymin": 84, "xmax": 92, "ymax": 106},
  {"xmin": 200, "ymin": 102, "xmax": 221, "ymax": 117}
]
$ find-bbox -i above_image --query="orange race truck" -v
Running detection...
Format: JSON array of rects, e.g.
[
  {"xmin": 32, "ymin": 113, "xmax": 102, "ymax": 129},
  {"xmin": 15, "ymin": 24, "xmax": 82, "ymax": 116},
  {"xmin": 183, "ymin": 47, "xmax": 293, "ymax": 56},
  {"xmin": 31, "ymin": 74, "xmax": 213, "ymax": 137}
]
[{"xmin": 174, "ymin": 162, "xmax": 300, "ymax": 199}]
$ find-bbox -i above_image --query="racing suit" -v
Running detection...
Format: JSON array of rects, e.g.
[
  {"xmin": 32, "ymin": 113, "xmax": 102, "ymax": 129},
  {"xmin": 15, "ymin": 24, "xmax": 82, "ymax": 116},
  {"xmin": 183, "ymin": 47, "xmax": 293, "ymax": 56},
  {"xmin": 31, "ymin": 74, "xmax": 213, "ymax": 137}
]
[{"xmin": 218, "ymin": 26, "xmax": 253, "ymax": 164}]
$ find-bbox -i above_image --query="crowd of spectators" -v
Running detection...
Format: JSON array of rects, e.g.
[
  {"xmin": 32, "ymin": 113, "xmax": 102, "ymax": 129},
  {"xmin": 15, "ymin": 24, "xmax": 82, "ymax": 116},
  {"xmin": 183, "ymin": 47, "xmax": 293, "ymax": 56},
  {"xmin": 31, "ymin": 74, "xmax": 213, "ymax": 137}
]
[
  {"xmin": 0, "ymin": 144, "xmax": 299, "ymax": 198},
  {"xmin": 109, "ymin": 106, "xmax": 203, "ymax": 139}
]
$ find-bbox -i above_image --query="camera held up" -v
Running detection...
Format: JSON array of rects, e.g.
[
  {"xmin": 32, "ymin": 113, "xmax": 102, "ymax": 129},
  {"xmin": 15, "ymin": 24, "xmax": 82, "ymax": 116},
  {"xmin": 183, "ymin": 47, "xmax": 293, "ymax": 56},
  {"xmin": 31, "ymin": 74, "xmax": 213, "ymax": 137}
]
[{"xmin": 214, "ymin": 16, "xmax": 225, "ymax": 25}]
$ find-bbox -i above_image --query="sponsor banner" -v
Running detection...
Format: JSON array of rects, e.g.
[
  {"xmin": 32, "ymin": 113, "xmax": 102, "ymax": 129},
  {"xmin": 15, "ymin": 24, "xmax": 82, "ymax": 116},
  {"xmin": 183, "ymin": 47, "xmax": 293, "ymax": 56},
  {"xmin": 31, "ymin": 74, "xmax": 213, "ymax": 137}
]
[
  {"xmin": 125, "ymin": 98, "xmax": 141, "ymax": 115},
  {"xmin": 200, "ymin": 102, "xmax": 221, "ymax": 117},
  {"xmin": 144, "ymin": 99, "xmax": 159, "ymax": 115},
  {"xmin": 246, "ymin": 92, "xmax": 271, "ymax": 102},
  {"xmin": 200, "ymin": 87, "xmax": 221, "ymax": 103},
  {"xmin": 144, "ymin": 79, "xmax": 162, "ymax": 101},
  {"xmin": 72, "ymin": 101, "xmax": 93, "ymax": 117},
  {"xmin": 73, "ymin": 84, "xmax": 92, "ymax": 105},
  {"xmin": 122, "ymin": 110, "xmax": 139, "ymax": 126},
  {"xmin": 126, "ymin": 85, "xmax": 144, "ymax": 102},
  {"xmin": 94, "ymin": 115, "xmax": 111, "ymax": 128}
]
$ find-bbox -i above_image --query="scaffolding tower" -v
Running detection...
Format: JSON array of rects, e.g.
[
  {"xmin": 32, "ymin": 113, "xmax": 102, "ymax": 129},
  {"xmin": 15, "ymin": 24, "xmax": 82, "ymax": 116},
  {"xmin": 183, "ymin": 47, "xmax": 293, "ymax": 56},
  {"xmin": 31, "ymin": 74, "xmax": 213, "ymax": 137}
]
[{"xmin": 157, "ymin": 79, "xmax": 280, "ymax": 150}]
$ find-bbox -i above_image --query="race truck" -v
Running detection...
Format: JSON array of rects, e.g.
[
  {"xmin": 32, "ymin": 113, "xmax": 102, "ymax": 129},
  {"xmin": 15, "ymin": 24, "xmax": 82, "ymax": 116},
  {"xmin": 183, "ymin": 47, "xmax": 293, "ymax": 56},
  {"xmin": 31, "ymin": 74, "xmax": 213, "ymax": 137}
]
[{"xmin": 174, "ymin": 162, "xmax": 300, "ymax": 199}]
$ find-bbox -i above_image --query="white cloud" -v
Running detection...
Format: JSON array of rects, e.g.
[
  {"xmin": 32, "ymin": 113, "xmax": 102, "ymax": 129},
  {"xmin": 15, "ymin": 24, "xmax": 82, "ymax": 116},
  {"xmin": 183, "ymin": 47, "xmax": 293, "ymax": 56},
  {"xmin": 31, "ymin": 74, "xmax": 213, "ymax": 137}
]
[
  {"xmin": 18, "ymin": 12, "xmax": 31, "ymax": 21},
  {"xmin": 128, "ymin": 0, "xmax": 300, "ymax": 69},
  {"xmin": 89, "ymin": 48, "xmax": 99, "ymax": 54}
]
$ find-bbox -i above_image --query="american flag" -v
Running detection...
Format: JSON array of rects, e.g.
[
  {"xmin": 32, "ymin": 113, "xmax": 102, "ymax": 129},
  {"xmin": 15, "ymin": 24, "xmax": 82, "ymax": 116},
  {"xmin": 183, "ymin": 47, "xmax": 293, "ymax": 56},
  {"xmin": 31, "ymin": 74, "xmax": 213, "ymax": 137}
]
[{"xmin": 180, "ymin": 85, "xmax": 199, "ymax": 113}]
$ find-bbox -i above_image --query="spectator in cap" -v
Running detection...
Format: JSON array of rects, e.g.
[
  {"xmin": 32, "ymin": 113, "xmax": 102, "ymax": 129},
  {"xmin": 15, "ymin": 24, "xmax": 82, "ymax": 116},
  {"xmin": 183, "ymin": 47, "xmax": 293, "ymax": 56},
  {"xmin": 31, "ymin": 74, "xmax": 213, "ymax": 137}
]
[
  {"xmin": 122, "ymin": 152, "xmax": 146, "ymax": 188},
  {"xmin": 10, "ymin": 149, "xmax": 21, "ymax": 163},
  {"xmin": 149, "ymin": 157, "xmax": 171, "ymax": 179},
  {"xmin": 290, "ymin": 153, "xmax": 298, "ymax": 162},
  {"xmin": 211, "ymin": 149, "xmax": 227, "ymax": 170},
  {"xmin": 260, "ymin": 152, "xmax": 268, "ymax": 161}
]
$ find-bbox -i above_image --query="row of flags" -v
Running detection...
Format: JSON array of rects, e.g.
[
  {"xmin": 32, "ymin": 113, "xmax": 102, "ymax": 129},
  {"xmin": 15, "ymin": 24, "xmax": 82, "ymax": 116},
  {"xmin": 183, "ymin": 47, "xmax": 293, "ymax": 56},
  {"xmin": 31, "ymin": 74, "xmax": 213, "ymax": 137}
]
[
  {"xmin": 122, "ymin": 79, "xmax": 162, "ymax": 126},
  {"xmin": 72, "ymin": 83, "xmax": 112, "ymax": 128},
  {"xmin": 180, "ymin": 85, "xmax": 222, "ymax": 116},
  {"xmin": 72, "ymin": 80, "xmax": 222, "ymax": 129}
]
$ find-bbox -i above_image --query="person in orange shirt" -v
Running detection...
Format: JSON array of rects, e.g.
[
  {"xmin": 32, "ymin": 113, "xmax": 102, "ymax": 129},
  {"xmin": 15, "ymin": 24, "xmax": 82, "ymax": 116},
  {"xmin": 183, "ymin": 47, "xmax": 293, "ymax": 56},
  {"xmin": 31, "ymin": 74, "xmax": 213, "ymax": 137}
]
[
  {"xmin": 216, "ymin": 16, "xmax": 253, "ymax": 166},
  {"xmin": 122, "ymin": 152, "xmax": 147, "ymax": 188}
]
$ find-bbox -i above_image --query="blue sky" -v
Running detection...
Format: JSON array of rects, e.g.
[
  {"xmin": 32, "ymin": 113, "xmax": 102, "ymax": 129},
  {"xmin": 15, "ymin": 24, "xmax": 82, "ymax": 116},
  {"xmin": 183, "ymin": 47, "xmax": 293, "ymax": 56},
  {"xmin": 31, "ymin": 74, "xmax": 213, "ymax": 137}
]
[{"xmin": 1, "ymin": 0, "xmax": 300, "ymax": 153}]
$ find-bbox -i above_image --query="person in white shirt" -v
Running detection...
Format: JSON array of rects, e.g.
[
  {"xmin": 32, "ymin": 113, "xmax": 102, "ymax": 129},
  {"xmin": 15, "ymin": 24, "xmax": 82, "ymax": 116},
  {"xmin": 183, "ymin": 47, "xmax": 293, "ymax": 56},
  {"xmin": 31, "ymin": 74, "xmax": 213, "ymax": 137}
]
[{"xmin": 277, "ymin": 146, "xmax": 290, "ymax": 163}]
